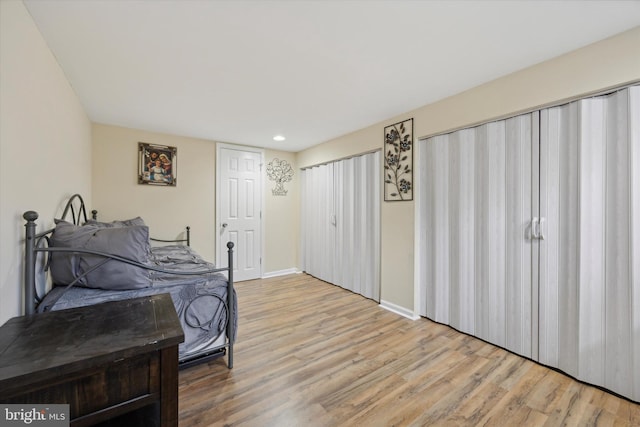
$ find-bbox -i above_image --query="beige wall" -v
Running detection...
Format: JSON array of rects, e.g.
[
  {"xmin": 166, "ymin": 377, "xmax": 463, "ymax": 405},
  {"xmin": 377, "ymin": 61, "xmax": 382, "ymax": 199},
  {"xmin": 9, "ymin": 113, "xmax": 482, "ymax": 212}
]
[
  {"xmin": 92, "ymin": 124, "xmax": 299, "ymax": 275},
  {"xmin": 264, "ymin": 150, "xmax": 299, "ymax": 274},
  {"xmin": 0, "ymin": 1, "xmax": 92, "ymax": 324},
  {"xmin": 297, "ymin": 26, "xmax": 640, "ymax": 313},
  {"xmin": 92, "ymin": 124, "xmax": 218, "ymax": 260}
]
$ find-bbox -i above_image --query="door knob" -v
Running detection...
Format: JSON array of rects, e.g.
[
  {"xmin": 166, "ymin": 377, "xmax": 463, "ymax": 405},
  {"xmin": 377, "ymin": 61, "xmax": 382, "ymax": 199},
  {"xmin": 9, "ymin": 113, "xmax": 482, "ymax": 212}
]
[{"xmin": 222, "ymin": 223, "xmax": 228, "ymax": 228}]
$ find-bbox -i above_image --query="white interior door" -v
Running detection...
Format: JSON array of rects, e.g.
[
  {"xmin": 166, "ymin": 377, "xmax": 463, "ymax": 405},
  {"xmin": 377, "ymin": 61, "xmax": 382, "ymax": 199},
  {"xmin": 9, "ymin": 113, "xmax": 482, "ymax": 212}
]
[{"xmin": 217, "ymin": 145, "xmax": 263, "ymax": 281}]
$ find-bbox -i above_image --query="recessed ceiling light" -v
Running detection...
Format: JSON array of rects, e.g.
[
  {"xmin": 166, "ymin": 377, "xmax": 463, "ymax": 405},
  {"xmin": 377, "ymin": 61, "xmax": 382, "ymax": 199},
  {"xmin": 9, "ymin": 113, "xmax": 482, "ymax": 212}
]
[{"xmin": 273, "ymin": 135, "xmax": 286, "ymax": 141}]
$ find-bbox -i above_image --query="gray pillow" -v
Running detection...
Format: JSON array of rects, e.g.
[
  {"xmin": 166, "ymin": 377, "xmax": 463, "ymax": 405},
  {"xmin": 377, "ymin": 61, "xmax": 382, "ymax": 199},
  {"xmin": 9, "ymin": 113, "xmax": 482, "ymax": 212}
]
[
  {"xmin": 50, "ymin": 220, "xmax": 152, "ymax": 290},
  {"xmin": 84, "ymin": 216, "xmax": 146, "ymax": 228}
]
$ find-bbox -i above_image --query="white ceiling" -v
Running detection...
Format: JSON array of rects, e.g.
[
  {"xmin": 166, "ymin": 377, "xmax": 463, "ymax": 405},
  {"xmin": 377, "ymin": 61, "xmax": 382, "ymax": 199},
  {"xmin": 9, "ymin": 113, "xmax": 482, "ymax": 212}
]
[{"xmin": 24, "ymin": 0, "xmax": 640, "ymax": 152}]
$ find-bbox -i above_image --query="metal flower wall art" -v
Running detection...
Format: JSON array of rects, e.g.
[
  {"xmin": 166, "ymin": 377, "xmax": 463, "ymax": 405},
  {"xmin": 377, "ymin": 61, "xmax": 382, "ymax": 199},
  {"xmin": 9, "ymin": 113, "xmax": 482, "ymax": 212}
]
[
  {"xmin": 266, "ymin": 158, "xmax": 294, "ymax": 196},
  {"xmin": 384, "ymin": 118, "xmax": 413, "ymax": 201}
]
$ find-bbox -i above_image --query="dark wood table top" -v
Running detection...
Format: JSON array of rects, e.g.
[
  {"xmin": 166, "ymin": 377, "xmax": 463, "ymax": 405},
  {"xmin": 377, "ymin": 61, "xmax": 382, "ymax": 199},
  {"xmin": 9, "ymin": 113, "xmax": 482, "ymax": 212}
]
[{"xmin": 0, "ymin": 293, "xmax": 184, "ymax": 393}]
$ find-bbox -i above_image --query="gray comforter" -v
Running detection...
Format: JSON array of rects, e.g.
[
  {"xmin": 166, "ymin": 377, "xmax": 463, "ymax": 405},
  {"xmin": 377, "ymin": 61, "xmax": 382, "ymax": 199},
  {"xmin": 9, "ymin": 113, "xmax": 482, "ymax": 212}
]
[{"xmin": 39, "ymin": 245, "xmax": 237, "ymax": 361}]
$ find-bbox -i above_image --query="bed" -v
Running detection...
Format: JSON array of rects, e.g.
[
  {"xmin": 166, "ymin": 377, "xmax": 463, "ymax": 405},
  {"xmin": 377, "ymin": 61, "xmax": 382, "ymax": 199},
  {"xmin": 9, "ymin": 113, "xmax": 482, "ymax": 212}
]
[{"xmin": 23, "ymin": 194, "xmax": 236, "ymax": 369}]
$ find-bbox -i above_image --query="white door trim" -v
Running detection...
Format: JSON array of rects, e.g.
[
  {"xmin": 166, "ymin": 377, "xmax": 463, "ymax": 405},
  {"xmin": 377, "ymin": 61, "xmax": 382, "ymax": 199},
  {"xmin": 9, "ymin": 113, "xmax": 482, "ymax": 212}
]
[{"xmin": 216, "ymin": 142, "xmax": 265, "ymax": 278}]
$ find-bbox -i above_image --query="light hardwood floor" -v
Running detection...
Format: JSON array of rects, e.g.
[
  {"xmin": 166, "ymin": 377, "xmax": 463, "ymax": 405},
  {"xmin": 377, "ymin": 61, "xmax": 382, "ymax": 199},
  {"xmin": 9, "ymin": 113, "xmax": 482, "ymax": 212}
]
[{"xmin": 178, "ymin": 274, "xmax": 640, "ymax": 426}]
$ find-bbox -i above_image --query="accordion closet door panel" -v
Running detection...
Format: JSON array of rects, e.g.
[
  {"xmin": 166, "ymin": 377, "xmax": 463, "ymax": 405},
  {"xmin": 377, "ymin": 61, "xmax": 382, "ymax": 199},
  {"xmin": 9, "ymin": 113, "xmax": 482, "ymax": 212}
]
[
  {"xmin": 538, "ymin": 86, "xmax": 640, "ymax": 401},
  {"xmin": 301, "ymin": 151, "xmax": 381, "ymax": 302},
  {"xmin": 419, "ymin": 112, "xmax": 536, "ymax": 359},
  {"xmin": 419, "ymin": 85, "xmax": 640, "ymax": 402}
]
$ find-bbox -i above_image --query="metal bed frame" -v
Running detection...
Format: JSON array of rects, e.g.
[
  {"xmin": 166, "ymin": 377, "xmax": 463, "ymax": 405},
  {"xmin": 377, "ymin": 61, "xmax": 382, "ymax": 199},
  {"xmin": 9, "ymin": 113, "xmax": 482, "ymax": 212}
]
[{"xmin": 23, "ymin": 194, "xmax": 236, "ymax": 368}]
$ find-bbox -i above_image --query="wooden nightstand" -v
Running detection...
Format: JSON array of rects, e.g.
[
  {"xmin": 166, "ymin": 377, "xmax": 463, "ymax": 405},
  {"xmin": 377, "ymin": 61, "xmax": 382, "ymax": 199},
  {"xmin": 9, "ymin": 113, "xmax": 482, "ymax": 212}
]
[{"xmin": 0, "ymin": 293, "xmax": 184, "ymax": 427}]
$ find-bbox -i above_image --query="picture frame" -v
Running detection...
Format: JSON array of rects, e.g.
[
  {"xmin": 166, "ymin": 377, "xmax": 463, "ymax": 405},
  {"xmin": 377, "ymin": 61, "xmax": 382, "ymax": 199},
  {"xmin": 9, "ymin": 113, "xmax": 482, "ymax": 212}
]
[
  {"xmin": 384, "ymin": 118, "xmax": 413, "ymax": 201},
  {"xmin": 138, "ymin": 142, "xmax": 177, "ymax": 186}
]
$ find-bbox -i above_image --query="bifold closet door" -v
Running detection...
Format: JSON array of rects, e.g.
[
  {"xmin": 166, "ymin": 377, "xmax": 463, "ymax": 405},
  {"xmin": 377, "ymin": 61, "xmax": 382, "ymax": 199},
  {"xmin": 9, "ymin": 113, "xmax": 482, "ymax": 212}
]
[
  {"xmin": 538, "ymin": 86, "xmax": 640, "ymax": 401},
  {"xmin": 301, "ymin": 151, "xmax": 381, "ymax": 301},
  {"xmin": 420, "ymin": 113, "xmax": 536, "ymax": 358}
]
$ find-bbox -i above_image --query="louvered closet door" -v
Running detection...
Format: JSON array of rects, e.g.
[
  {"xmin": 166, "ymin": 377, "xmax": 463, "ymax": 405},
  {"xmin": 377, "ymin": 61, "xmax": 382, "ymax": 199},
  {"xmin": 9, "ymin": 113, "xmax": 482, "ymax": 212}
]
[
  {"xmin": 420, "ymin": 113, "xmax": 536, "ymax": 358},
  {"xmin": 538, "ymin": 86, "xmax": 640, "ymax": 401}
]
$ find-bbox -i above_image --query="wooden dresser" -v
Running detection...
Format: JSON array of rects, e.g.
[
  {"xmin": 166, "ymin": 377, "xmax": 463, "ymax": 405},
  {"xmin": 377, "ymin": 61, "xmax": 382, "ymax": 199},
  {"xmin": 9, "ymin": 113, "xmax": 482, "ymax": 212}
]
[{"xmin": 0, "ymin": 293, "xmax": 184, "ymax": 427}]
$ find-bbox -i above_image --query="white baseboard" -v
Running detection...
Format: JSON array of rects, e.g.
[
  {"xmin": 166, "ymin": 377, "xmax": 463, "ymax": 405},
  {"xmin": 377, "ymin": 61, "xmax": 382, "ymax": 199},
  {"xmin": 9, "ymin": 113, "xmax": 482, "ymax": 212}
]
[
  {"xmin": 379, "ymin": 300, "xmax": 420, "ymax": 320},
  {"xmin": 261, "ymin": 268, "xmax": 299, "ymax": 279}
]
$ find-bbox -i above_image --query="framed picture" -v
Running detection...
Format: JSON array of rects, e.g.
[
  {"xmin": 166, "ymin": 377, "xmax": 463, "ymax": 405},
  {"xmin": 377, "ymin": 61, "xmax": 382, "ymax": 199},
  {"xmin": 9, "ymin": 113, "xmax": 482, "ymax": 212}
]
[
  {"xmin": 138, "ymin": 142, "xmax": 177, "ymax": 186},
  {"xmin": 384, "ymin": 118, "xmax": 413, "ymax": 201}
]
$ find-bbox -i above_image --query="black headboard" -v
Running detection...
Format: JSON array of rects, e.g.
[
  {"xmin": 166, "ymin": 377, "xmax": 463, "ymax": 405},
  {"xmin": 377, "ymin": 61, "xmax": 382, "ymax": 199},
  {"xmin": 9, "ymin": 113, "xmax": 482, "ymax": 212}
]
[{"xmin": 59, "ymin": 193, "xmax": 90, "ymax": 225}]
